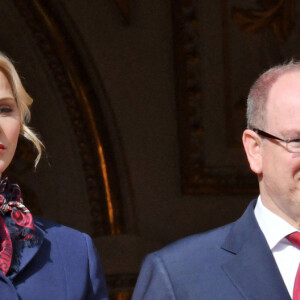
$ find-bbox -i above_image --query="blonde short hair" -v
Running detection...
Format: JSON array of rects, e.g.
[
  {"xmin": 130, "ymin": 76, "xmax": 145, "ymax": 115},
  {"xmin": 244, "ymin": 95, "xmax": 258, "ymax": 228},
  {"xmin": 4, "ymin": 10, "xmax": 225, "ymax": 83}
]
[{"xmin": 0, "ymin": 52, "xmax": 43, "ymax": 166}]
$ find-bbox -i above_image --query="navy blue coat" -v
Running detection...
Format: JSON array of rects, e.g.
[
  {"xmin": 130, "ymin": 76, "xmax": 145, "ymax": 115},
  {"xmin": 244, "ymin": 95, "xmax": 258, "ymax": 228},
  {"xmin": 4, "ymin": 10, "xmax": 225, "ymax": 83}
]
[
  {"xmin": 0, "ymin": 217, "xmax": 108, "ymax": 300},
  {"xmin": 133, "ymin": 200, "xmax": 291, "ymax": 299}
]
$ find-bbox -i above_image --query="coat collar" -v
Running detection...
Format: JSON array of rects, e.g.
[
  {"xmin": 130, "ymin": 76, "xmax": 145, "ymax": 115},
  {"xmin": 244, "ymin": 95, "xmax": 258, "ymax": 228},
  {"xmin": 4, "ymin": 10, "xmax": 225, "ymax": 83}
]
[
  {"xmin": 221, "ymin": 200, "xmax": 291, "ymax": 300},
  {"xmin": 9, "ymin": 218, "xmax": 45, "ymax": 280}
]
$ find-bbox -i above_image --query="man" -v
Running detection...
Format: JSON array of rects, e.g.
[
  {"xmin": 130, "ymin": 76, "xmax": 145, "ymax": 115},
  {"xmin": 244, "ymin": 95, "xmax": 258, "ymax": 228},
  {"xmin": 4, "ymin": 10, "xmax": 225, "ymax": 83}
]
[{"xmin": 132, "ymin": 62, "xmax": 300, "ymax": 299}]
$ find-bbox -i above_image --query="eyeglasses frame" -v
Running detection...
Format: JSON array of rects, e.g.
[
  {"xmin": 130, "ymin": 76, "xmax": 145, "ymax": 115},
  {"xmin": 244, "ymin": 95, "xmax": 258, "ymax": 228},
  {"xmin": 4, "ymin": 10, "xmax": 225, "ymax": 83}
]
[{"xmin": 250, "ymin": 127, "xmax": 300, "ymax": 153}]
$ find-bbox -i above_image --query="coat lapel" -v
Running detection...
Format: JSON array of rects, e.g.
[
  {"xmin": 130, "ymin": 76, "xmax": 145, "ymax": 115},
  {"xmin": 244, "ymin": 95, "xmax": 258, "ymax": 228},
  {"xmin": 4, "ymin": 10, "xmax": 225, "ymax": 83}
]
[
  {"xmin": 9, "ymin": 219, "xmax": 45, "ymax": 280},
  {"xmin": 221, "ymin": 200, "xmax": 291, "ymax": 300}
]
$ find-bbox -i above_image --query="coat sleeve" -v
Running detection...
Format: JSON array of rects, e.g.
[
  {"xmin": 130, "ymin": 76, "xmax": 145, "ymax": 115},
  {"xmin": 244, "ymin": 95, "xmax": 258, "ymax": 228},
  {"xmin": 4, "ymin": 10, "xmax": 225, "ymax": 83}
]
[
  {"xmin": 83, "ymin": 233, "xmax": 109, "ymax": 300},
  {"xmin": 132, "ymin": 253, "xmax": 176, "ymax": 300}
]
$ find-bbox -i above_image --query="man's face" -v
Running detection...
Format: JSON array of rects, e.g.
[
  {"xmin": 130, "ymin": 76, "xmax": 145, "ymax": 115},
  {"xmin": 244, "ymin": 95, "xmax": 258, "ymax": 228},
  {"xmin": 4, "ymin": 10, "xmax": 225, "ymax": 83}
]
[{"xmin": 259, "ymin": 71, "xmax": 300, "ymax": 225}]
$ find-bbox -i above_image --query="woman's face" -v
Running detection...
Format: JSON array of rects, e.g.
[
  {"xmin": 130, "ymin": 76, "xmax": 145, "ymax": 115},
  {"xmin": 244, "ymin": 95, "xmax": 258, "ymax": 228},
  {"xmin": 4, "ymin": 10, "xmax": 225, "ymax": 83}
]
[{"xmin": 0, "ymin": 70, "xmax": 21, "ymax": 177}]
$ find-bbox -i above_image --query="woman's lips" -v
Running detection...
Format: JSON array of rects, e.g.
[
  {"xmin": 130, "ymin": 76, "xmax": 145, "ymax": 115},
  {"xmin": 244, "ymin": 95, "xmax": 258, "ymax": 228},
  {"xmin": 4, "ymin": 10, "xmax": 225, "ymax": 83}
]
[{"xmin": 0, "ymin": 144, "xmax": 6, "ymax": 151}]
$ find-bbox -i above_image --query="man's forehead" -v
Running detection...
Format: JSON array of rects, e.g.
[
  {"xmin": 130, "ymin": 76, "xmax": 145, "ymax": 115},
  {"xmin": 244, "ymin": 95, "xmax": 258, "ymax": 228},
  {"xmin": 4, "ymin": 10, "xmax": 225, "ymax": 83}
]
[
  {"xmin": 271, "ymin": 69, "xmax": 300, "ymax": 88},
  {"xmin": 267, "ymin": 70, "xmax": 300, "ymax": 102},
  {"xmin": 264, "ymin": 70, "xmax": 300, "ymax": 129}
]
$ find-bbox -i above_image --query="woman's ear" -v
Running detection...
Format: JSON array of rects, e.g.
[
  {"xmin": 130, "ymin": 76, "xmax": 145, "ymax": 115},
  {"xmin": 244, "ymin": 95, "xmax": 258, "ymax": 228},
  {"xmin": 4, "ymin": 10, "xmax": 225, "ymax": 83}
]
[{"xmin": 242, "ymin": 129, "xmax": 263, "ymax": 175}]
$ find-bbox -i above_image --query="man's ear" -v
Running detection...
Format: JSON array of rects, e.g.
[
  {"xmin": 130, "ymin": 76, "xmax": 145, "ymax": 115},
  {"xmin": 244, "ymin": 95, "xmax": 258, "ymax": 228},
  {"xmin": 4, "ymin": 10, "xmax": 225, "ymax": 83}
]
[{"xmin": 242, "ymin": 129, "xmax": 263, "ymax": 175}]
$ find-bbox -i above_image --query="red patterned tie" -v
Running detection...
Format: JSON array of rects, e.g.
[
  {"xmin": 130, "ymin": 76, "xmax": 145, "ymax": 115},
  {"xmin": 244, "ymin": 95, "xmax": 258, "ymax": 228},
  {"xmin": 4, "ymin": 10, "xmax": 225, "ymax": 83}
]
[{"xmin": 286, "ymin": 232, "xmax": 300, "ymax": 300}]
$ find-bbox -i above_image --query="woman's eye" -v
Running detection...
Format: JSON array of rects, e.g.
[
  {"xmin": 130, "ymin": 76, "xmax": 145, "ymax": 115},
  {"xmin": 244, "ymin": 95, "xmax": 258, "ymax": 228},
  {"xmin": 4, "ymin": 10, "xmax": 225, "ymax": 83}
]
[{"xmin": 0, "ymin": 107, "xmax": 13, "ymax": 114}]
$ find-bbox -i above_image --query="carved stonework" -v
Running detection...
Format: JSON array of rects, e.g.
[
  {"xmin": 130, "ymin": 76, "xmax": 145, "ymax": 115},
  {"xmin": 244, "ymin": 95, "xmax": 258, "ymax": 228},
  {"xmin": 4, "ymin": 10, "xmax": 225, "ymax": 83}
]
[
  {"xmin": 173, "ymin": 0, "xmax": 300, "ymax": 196},
  {"xmin": 173, "ymin": 1, "xmax": 296, "ymax": 196},
  {"xmin": 13, "ymin": 0, "xmax": 124, "ymax": 236},
  {"xmin": 232, "ymin": 0, "xmax": 297, "ymax": 43},
  {"xmin": 173, "ymin": 1, "xmax": 207, "ymax": 195}
]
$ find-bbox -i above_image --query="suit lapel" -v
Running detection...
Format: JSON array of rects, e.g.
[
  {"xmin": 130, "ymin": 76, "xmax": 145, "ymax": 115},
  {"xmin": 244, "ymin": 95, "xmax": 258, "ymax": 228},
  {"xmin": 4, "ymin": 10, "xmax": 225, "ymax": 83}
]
[
  {"xmin": 221, "ymin": 200, "xmax": 291, "ymax": 300},
  {"xmin": 9, "ymin": 219, "xmax": 45, "ymax": 280}
]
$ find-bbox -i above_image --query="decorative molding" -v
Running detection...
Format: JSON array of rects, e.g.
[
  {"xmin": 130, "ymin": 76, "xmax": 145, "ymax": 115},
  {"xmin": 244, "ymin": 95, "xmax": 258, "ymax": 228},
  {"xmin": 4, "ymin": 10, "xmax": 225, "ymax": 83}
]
[
  {"xmin": 232, "ymin": 0, "xmax": 297, "ymax": 43},
  {"xmin": 13, "ymin": 0, "xmax": 124, "ymax": 236},
  {"xmin": 172, "ymin": 0, "xmax": 258, "ymax": 196}
]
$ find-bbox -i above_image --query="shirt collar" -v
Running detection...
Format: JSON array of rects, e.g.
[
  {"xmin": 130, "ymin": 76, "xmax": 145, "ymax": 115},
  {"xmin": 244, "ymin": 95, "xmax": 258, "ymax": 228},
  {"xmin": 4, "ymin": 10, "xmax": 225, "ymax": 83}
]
[{"xmin": 254, "ymin": 196, "xmax": 298, "ymax": 250}]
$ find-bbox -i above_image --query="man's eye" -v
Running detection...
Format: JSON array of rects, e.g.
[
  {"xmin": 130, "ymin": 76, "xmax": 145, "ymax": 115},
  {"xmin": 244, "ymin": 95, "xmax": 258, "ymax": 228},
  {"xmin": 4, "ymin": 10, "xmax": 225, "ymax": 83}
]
[{"xmin": 289, "ymin": 139, "xmax": 300, "ymax": 148}]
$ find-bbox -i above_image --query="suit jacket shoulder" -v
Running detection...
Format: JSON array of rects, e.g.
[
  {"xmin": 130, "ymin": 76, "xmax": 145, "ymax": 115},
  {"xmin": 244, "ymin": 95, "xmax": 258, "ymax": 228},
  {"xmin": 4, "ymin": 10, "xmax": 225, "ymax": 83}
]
[
  {"xmin": 157, "ymin": 222, "xmax": 232, "ymax": 264},
  {"xmin": 132, "ymin": 200, "xmax": 290, "ymax": 300},
  {"xmin": 133, "ymin": 223, "xmax": 235, "ymax": 300},
  {"xmin": 5, "ymin": 217, "xmax": 109, "ymax": 300}
]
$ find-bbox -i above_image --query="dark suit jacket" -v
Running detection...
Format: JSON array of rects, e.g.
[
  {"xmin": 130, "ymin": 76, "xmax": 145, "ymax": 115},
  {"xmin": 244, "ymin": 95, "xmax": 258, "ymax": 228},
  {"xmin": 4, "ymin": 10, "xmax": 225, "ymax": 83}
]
[
  {"xmin": 0, "ymin": 217, "xmax": 108, "ymax": 300},
  {"xmin": 132, "ymin": 200, "xmax": 291, "ymax": 299}
]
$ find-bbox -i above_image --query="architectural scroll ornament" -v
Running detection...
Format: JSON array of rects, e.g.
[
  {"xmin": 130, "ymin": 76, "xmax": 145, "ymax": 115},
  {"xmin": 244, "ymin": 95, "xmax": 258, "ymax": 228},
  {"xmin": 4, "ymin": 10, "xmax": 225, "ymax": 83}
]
[{"xmin": 232, "ymin": 0, "xmax": 297, "ymax": 43}]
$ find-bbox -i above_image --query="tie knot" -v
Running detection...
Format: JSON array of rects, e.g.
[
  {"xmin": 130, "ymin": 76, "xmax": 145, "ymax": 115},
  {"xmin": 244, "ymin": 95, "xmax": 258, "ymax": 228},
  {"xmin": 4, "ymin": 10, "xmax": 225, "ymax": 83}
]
[{"xmin": 286, "ymin": 232, "xmax": 300, "ymax": 248}]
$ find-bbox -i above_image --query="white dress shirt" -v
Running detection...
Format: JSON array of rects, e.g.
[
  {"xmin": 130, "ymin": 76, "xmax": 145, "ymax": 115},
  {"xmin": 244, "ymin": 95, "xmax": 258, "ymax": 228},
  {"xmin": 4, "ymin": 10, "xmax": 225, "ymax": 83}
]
[{"xmin": 254, "ymin": 196, "xmax": 300, "ymax": 297}]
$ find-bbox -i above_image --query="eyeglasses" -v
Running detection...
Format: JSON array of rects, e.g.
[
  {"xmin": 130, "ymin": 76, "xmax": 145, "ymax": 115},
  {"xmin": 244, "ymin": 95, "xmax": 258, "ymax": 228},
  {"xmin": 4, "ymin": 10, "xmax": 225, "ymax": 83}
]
[{"xmin": 251, "ymin": 128, "xmax": 300, "ymax": 153}]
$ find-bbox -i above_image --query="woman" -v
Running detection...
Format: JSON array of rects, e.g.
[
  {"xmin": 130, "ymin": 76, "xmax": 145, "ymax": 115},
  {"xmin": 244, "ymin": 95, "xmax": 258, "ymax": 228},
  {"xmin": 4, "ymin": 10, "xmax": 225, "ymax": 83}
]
[{"xmin": 0, "ymin": 52, "xmax": 108, "ymax": 299}]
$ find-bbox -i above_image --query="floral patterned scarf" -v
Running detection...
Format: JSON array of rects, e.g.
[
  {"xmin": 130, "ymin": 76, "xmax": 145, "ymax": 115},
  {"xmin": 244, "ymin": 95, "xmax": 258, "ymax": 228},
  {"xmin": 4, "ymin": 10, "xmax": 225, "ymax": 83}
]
[{"xmin": 0, "ymin": 177, "xmax": 35, "ymax": 275}]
